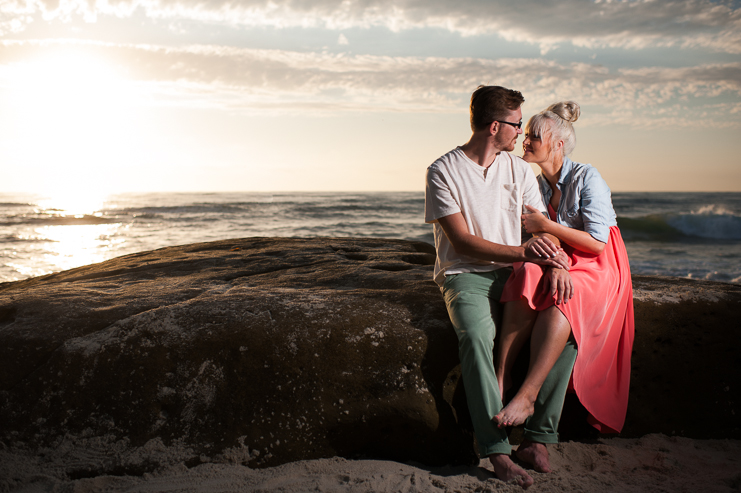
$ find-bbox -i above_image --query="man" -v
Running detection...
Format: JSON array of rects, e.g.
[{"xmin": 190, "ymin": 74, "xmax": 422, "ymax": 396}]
[{"xmin": 424, "ymin": 85, "xmax": 575, "ymax": 488}]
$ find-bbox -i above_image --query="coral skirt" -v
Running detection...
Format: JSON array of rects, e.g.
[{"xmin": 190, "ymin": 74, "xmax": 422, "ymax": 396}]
[{"xmin": 501, "ymin": 225, "xmax": 635, "ymax": 433}]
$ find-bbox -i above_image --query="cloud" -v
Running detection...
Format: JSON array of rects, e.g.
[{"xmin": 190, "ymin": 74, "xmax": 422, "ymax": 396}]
[
  {"xmin": 4, "ymin": 0, "xmax": 741, "ymax": 54},
  {"xmin": 0, "ymin": 1, "xmax": 35, "ymax": 36},
  {"xmin": 338, "ymin": 33, "xmax": 348, "ymax": 46},
  {"xmin": 1, "ymin": 39, "xmax": 739, "ymax": 128}
]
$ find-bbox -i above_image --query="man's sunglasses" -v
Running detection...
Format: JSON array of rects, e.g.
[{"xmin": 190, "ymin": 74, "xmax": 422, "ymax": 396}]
[{"xmin": 495, "ymin": 120, "xmax": 523, "ymax": 129}]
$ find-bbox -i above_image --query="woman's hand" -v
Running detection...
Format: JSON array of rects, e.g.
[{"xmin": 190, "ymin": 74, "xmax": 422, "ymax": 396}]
[
  {"xmin": 523, "ymin": 235, "xmax": 561, "ymax": 259},
  {"xmin": 548, "ymin": 267, "xmax": 573, "ymax": 305},
  {"xmin": 525, "ymin": 244, "xmax": 571, "ymax": 271},
  {"xmin": 522, "ymin": 204, "xmax": 551, "ymax": 234}
]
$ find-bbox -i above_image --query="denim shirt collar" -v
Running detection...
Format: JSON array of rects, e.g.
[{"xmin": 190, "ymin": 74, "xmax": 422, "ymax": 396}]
[
  {"xmin": 538, "ymin": 157, "xmax": 575, "ymax": 207},
  {"xmin": 557, "ymin": 157, "xmax": 575, "ymax": 188}
]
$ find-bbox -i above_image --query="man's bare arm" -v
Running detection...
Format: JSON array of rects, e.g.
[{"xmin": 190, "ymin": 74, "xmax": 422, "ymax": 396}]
[{"xmin": 437, "ymin": 212, "xmax": 570, "ymax": 270}]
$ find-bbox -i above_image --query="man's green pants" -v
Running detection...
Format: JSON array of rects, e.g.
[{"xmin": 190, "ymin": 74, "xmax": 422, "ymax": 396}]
[{"xmin": 442, "ymin": 269, "xmax": 578, "ymax": 457}]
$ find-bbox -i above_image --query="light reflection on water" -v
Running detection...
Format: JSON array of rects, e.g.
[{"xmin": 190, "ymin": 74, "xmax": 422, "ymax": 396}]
[
  {"xmin": 40, "ymin": 223, "xmax": 124, "ymax": 273},
  {"xmin": 1, "ymin": 191, "xmax": 126, "ymax": 281},
  {"xmin": 5, "ymin": 223, "xmax": 124, "ymax": 280}
]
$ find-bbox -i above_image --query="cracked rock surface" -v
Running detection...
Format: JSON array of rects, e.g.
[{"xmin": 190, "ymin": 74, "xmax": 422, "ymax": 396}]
[{"xmin": 0, "ymin": 237, "xmax": 739, "ymax": 478}]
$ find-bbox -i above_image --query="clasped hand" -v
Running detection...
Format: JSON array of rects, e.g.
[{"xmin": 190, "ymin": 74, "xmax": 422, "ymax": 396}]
[
  {"xmin": 523, "ymin": 236, "xmax": 570, "ymax": 271},
  {"xmin": 522, "ymin": 238, "xmax": 573, "ymax": 303},
  {"xmin": 522, "ymin": 204, "xmax": 550, "ymax": 234},
  {"xmin": 521, "ymin": 207, "xmax": 574, "ymax": 303}
]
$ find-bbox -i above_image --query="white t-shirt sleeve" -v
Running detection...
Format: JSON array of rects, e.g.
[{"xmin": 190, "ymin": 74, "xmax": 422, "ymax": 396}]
[
  {"xmin": 521, "ymin": 164, "xmax": 547, "ymax": 214},
  {"xmin": 425, "ymin": 164, "xmax": 460, "ymax": 223}
]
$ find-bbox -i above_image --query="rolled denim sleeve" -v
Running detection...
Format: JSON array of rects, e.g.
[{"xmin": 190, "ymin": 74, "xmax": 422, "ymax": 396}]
[{"xmin": 580, "ymin": 167, "xmax": 616, "ymax": 243}]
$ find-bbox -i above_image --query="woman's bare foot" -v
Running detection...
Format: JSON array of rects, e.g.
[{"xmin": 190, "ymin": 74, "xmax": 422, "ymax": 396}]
[
  {"xmin": 516, "ymin": 440, "xmax": 551, "ymax": 473},
  {"xmin": 488, "ymin": 454, "xmax": 534, "ymax": 489},
  {"xmin": 493, "ymin": 393, "xmax": 535, "ymax": 428}
]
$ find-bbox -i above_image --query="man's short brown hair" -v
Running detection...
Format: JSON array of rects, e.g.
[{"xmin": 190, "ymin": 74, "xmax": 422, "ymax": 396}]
[{"xmin": 469, "ymin": 85, "xmax": 525, "ymax": 131}]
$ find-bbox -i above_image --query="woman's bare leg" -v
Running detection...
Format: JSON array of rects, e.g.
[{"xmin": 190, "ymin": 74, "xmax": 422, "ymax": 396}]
[
  {"xmin": 495, "ymin": 298, "xmax": 538, "ymax": 400},
  {"xmin": 494, "ymin": 306, "xmax": 571, "ymax": 427}
]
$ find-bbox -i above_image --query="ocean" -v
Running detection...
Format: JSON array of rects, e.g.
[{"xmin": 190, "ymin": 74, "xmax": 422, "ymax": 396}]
[{"xmin": 0, "ymin": 191, "xmax": 739, "ymax": 285}]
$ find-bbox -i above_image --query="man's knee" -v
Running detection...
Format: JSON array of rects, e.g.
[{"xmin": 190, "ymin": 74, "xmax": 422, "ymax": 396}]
[
  {"xmin": 457, "ymin": 323, "xmax": 495, "ymax": 353},
  {"xmin": 449, "ymin": 297, "xmax": 497, "ymax": 346},
  {"xmin": 447, "ymin": 293, "xmax": 500, "ymax": 334}
]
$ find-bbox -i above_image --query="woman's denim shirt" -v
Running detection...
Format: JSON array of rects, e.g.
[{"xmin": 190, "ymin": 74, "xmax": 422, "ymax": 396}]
[{"xmin": 538, "ymin": 157, "xmax": 617, "ymax": 244}]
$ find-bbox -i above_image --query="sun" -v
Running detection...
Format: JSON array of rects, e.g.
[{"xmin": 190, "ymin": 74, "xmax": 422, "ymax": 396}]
[{"xmin": 6, "ymin": 46, "xmax": 139, "ymax": 212}]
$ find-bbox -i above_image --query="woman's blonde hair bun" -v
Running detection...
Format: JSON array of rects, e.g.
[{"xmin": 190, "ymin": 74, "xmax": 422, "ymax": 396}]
[
  {"xmin": 524, "ymin": 100, "xmax": 581, "ymax": 157},
  {"xmin": 546, "ymin": 101, "xmax": 580, "ymax": 124}
]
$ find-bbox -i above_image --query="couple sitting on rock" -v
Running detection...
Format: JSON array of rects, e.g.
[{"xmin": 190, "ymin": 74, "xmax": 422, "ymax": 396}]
[{"xmin": 425, "ymin": 85, "xmax": 634, "ymax": 488}]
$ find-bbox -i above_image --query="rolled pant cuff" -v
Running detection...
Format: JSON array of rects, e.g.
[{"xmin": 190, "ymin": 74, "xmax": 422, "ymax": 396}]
[
  {"xmin": 479, "ymin": 442, "xmax": 512, "ymax": 457},
  {"xmin": 523, "ymin": 430, "xmax": 559, "ymax": 444}
]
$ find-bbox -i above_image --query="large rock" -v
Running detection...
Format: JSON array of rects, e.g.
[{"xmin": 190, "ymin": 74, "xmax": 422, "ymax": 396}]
[
  {"xmin": 624, "ymin": 276, "xmax": 741, "ymax": 439},
  {"xmin": 0, "ymin": 237, "xmax": 739, "ymax": 476},
  {"xmin": 0, "ymin": 237, "xmax": 475, "ymax": 472}
]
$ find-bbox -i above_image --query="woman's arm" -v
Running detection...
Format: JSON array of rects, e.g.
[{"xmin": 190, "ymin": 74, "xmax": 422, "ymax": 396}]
[
  {"xmin": 437, "ymin": 212, "xmax": 571, "ymax": 269},
  {"xmin": 522, "ymin": 205, "xmax": 606, "ymax": 255}
]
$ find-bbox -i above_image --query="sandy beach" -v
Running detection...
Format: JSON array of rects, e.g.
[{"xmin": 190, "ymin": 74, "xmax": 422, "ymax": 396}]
[{"xmin": 2, "ymin": 433, "xmax": 740, "ymax": 492}]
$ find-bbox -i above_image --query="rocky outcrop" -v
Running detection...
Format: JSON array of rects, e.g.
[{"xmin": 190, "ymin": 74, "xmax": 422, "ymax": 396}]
[
  {"xmin": 0, "ymin": 237, "xmax": 739, "ymax": 476},
  {"xmin": 624, "ymin": 276, "xmax": 741, "ymax": 440},
  {"xmin": 0, "ymin": 237, "xmax": 474, "ymax": 472}
]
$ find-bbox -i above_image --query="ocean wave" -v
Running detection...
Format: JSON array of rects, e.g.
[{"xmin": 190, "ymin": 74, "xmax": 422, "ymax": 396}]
[
  {"xmin": 0, "ymin": 202, "xmax": 32, "ymax": 208},
  {"xmin": 290, "ymin": 203, "xmax": 408, "ymax": 215},
  {"xmin": 619, "ymin": 208, "xmax": 741, "ymax": 241},
  {"xmin": 130, "ymin": 213, "xmax": 160, "ymax": 219},
  {"xmin": 112, "ymin": 197, "xmax": 420, "ymax": 218},
  {"xmin": 0, "ymin": 234, "xmax": 49, "ymax": 243},
  {"xmin": 0, "ymin": 215, "xmax": 120, "ymax": 227},
  {"xmin": 119, "ymin": 204, "xmax": 254, "ymax": 215},
  {"xmin": 666, "ymin": 212, "xmax": 741, "ymax": 240}
]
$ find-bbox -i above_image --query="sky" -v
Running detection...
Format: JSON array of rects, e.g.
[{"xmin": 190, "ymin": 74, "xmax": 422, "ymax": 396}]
[{"xmin": 0, "ymin": 0, "xmax": 740, "ymax": 195}]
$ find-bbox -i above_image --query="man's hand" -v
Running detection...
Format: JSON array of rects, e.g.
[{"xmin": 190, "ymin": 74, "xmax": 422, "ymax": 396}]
[
  {"xmin": 548, "ymin": 268, "xmax": 573, "ymax": 305},
  {"xmin": 526, "ymin": 247, "xmax": 571, "ymax": 271},
  {"xmin": 522, "ymin": 205, "xmax": 551, "ymax": 234}
]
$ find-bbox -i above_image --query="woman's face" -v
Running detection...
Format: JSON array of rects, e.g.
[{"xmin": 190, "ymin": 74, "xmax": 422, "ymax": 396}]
[{"xmin": 522, "ymin": 131, "xmax": 551, "ymax": 165}]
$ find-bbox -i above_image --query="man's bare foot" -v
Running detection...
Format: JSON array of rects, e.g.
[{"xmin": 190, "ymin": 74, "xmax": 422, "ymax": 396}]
[
  {"xmin": 493, "ymin": 393, "xmax": 535, "ymax": 428},
  {"xmin": 488, "ymin": 454, "xmax": 534, "ymax": 489},
  {"xmin": 516, "ymin": 440, "xmax": 551, "ymax": 473}
]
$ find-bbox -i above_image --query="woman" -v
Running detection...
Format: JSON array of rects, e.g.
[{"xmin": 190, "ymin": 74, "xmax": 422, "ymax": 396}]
[{"xmin": 493, "ymin": 101, "xmax": 634, "ymax": 444}]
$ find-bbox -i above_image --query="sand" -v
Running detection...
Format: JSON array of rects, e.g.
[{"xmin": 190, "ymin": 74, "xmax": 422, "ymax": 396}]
[{"xmin": 2, "ymin": 433, "xmax": 739, "ymax": 492}]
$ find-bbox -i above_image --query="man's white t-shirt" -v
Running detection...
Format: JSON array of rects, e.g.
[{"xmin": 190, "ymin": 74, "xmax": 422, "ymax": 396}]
[{"xmin": 425, "ymin": 147, "xmax": 546, "ymax": 286}]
